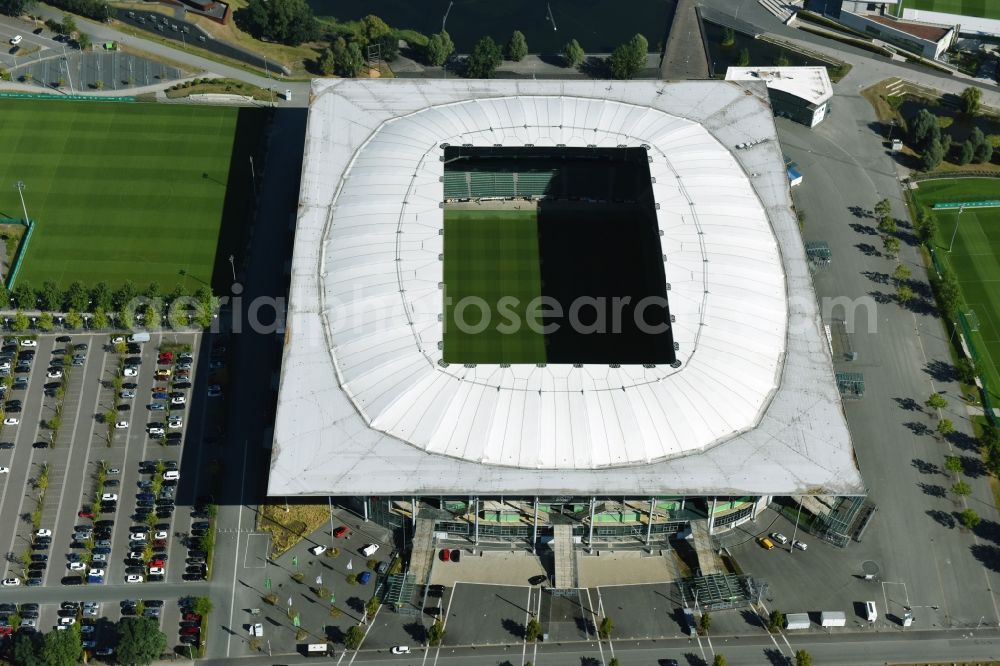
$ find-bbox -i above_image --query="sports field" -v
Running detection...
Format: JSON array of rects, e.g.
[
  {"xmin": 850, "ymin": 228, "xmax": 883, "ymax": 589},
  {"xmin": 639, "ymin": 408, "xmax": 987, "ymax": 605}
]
[
  {"xmin": 896, "ymin": 0, "xmax": 1000, "ymax": 20},
  {"xmin": 0, "ymin": 100, "xmax": 242, "ymax": 289},
  {"xmin": 443, "ymin": 209, "xmax": 546, "ymax": 364},
  {"xmin": 919, "ymin": 178, "xmax": 1000, "ymax": 399}
]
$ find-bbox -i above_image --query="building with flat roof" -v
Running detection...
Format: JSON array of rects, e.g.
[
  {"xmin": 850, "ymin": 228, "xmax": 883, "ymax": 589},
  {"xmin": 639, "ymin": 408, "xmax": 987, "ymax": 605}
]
[
  {"xmin": 725, "ymin": 67, "xmax": 833, "ymax": 127},
  {"xmin": 269, "ymin": 78, "xmax": 863, "ymax": 552}
]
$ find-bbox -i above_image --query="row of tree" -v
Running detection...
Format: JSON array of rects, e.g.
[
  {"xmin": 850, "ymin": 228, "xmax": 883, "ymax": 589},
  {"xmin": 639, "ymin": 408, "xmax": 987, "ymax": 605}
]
[
  {"xmin": 1, "ymin": 279, "xmax": 213, "ymax": 313},
  {"xmin": 7, "ymin": 616, "xmax": 166, "ymax": 666},
  {"xmin": 910, "ymin": 105, "xmax": 995, "ymax": 171}
]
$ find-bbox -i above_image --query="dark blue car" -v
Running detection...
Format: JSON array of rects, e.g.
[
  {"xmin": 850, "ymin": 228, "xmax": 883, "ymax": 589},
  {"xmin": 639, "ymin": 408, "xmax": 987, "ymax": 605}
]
[{"xmin": 358, "ymin": 571, "xmax": 371, "ymax": 585}]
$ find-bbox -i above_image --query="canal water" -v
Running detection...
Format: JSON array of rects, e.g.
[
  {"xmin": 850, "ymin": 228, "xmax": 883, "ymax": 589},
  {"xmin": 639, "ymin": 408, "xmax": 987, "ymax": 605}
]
[{"xmin": 312, "ymin": 0, "xmax": 677, "ymax": 53}]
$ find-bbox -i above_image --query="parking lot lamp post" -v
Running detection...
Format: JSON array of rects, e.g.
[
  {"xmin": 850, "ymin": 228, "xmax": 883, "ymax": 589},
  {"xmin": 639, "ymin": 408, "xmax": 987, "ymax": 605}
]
[
  {"xmin": 532, "ymin": 497, "xmax": 538, "ymax": 554},
  {"xmin": 587, "ymin": 497, "xmax": 595, "ymax": 552},
  {"xmin": 14, "ymin": 181, "xmax": 29, "ymax": 225},
  {"xmin": 646, "ymin": 496, "xmax": 655, "ymax": 546},
  {"xmin": 948, "ymin": 206, "xmax": 965, "ymax": 253},
  {"xmin": 789, "ymin": 497, "xmax": 802, "ymax": 555},
  {"xmin": 228, "ymin": 254, "xmax": 236, "ymax": 282}
]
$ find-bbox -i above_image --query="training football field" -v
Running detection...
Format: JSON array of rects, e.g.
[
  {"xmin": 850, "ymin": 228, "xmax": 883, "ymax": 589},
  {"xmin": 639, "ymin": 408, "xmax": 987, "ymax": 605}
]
[
  {"xmin": 0, "ymin": 100, "xmax": 242, "ymax": 289},
  {"xmin": 920, "ymin": 178, "xmax": 1000, "ymax": 399},
  {"xmin": 442, "ymin": 208, "xmax": 546, "ymax": 364},
  {"xmin": 897, "ymin": 0, "xmax": 1000, "ymax": 20}
]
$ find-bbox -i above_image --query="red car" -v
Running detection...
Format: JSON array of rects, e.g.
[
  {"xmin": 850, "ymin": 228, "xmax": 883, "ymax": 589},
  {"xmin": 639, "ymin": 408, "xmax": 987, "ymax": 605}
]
[
  {"xmin": 180, "ymin": 627, "xmax": 200, "ymax": 636},
  {"xmin": 0, "ymin": 625, "xmax": 13, "ymax": 636},
  {"xmin": 333, "ymin": 526, "xmax": 348, "ymax": 538},
  {"xmin": 440, "ymin": 548, "xmax": 450, "ymax": 562},
  {"xmin": 183, "ymin": 613, "xmax": 202, "ymax": 622},
  {"xmin": 78, "ymin": 510, "xmax": 94, "ymax": 519},
  {"xmin": 158, "ymin": 352, "xmax": 173, "ymax": 362},
  {"xmin": 150, "ymin": 558, "xmax": 165, "ymax": 567}
]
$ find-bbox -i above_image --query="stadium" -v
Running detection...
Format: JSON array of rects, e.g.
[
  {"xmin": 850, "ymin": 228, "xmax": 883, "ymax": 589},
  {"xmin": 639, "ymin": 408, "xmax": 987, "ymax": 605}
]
[{"xmin": 269, "ymin": 79, "xmax": 863, "ymax": 552}]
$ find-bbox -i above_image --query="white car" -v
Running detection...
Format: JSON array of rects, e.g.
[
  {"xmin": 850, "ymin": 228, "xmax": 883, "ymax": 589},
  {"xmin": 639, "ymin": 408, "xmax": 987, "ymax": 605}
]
[
  {"xmin": 123, "ymin": 367, "xmax": 138, "ymax": 377},
  {"xmin": 9, "ymin": 35, "xmax": 22, "ymax": 46},
  {"xmin": 46, "ymin": 370, "xmax": 62, "ymax": 379},
  {"xmin": 149, "ymin": 566, "xmax": 165, "ymax": 575},
  {"xmin": 249, "ymin": 622, "xmax": 263, "ymax": 637},
  {"xmin": 176, "ymin": 362, "xmax": 192, "ymax": 370},
  {"xmin": 88, "ymin": 568, "xmax": 105, "ymax": 579},
  {"xmin": 170, "ymin": 396, "xmax": 186, "ymax": 405},
  {"xmin": 129, "ymin": 531, "xmax": 147, "ymax": 540},
  {"xmin": 3, "ymin": 417, "xmax": 19, "ymax": 426},
  {"xmin": 163, "ymin": 470, "xmax": 179, "ymax": 481},
  {"xmin": 361, "ymin": 543, "xmax": 380, "ymax": 557},
  {"xmin": 115, "ymin": 420, "xmax": 129, "ymax": 429},
  {"xmin": 0, "ymin": 466, "xmax": 8, "ymax": 474},
  {"xmin": 20, "ymin": 339, "xmax": 36, "ymax": 347},
  {"xmin": 308, "ymin": 545, "xmax": 327, "ymax": 556},
  {"xmin": 2, "ymin": 577, "xmax": 20, "ymax": 586},
  {"xmin": 792, "ymin": 540, "xmax": 808, "ymax": 551},
  {"xmin": 101, "ymin": 493, "xmax": 118, "ymax": 502},
  {"xmin": 125, "ymin": 574, "xmax": 143, "ymax": 584},
  {"xmin": 58, "ymin": 617, "xmax": 76, "ymax": 626},
  {"xmin": 154, "ymin": 530, "xmax": 168, "ymax": 540},
  {"xmin": 120, "ymin": 390, "xmax": 136, "ymax": 400},
  {"xmin": 391, "ymin": 646, "xmax": 411, "ymax": 655},
  {"xmin": 68, "ymin": 562, "xmax": 86, "ymax": 571},
  {"xmin": 107, "ymin": 467, "xmax": 120, "ymax": 474},
  {"xmin": 35, "ymin": 529, "xmax": 52, "ymax": 537},
  {"xmin": 0, "ymin": 362, "xmax": 10, "ymax": 371},
  {"xmin": 148, "ymin": 427, "xmax": 165, "ymax": 437},
  {"xmin": 167, "ymin": 419, "xmax": 183, "ymax": 429},
  {"xmin": 128, "ymin": 550, "xmax": 144, "ymax": 560},
  {"xmin": 111, "ymin": 336, "xmax": 125, "ymax": 344},
  {"xmin": 770, "ymin": 532, "xmax": 788, "ymax": 545}
]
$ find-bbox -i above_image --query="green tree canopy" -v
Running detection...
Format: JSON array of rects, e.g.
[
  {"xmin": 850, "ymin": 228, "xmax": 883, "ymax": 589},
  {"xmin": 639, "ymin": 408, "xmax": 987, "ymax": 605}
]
[
  {"xmin": 60, "ymin": 13, "xmax": 76, "ymax": 35},
  {"xmin": 37, "ymin": 312, "xmax": 54, "ymax": 332},
  {"xmin": 0, "ymin": 0, "xmax": 36, "ymax": 16},
  {"xmin": 795, "ymin": 650, "xmax": 812, "ymax": 666},
  {"xmin": 466, "ymin": 36, "xmax": 502, "ymax": 78},
  {"xmin": 244, "ymin": 0, "xmax": 318, "ymax": 46},
  {"xmin": 344, "ymin": 624, "xmax": 365, "ymax": 650},
  {"xmin": 563, "ymin": 38, "xmax": 584, "ymax": 68},
  {"xmin": 911, "ymin": 108, "xmax": 940, "ymax": 148},
  {"xmin": 608, "ymin": 33, "xmax": 647, "ymax": 79},
  {"xmin": 961, "ymin": 507, "xmax": 981, "ymax": 529},
  {"xmin": 425, "ymin": 30, "xmax": 454, "ymax": 67},
  {"xmin": 428, "ymin": 618, "xmax": 446, "ymax": 645},
  {"xmin": 737, "ymin": 47, "xmax": 750, "ymax": 66},
  {"xmin": 925, "ymin": 392, "xmax": 948, "ymax": 410},
  {"xmin": 959, "ymin": 139, "xmax": 974, "ymax": 165},
  {"xmin": 41, "ymin": 624, "xmax": 82, "ymax": 666},
  {"xmin": 921, "ymin": 137, "xmax": 944, "ymax": 171},
  {"xmin": 11, "ymin": 631, "xmax": 43, "ymax": 666},
  {"xmin": 64, "ymin": 281, "xmax": 89, "ymax": 312},
  {"xmin": 12, "ymin": 310, "xmax": 29, "ymax": 332},
  {"xmin": 506, "ymin": 30, "xmax": 528, "ymax": 61},
  {"xmin": 40, "ymin": 281, "xmax": 62, "ymax": 311},
  {"xmin": 361, "ymin": 14, "xmax": 391, "ymax": 43},
  {"xmin": 116, "ymin": 617, "xmax": 167, "ymax": 666},
  {"xmin": 13, "ymin": 281, "xmax": 34, "ymax": 309},
  {"xmin": 960, "ymin": 86, "xmax": 981, "ymax": 116}
]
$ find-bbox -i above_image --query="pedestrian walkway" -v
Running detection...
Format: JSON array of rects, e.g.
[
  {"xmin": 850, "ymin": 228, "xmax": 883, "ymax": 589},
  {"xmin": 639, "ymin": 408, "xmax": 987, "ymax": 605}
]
[
  {"xmin": 661, "ymin": 0, "xmax": 709, "ymax": 80},
  {"xmin": 553, "ymin": 523, "xmax": 577, "ymax": 588}
]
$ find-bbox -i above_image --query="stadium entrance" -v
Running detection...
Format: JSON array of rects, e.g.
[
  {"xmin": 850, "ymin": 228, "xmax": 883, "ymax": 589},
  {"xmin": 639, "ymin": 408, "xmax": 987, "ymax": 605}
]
[{"xmin": 441, "ymin": 146, "xmax": 675, "ymax": 366}]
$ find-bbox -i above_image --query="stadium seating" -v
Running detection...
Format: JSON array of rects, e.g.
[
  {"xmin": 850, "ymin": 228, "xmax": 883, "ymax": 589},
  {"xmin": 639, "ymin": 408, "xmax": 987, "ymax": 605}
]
[
  {"xmin": 515, "ymin": 171, "xmax": 557, "ymax": 197},
  {"xmin": 444, "ymin": 172, "xmax": 470, "ymax": 199}
]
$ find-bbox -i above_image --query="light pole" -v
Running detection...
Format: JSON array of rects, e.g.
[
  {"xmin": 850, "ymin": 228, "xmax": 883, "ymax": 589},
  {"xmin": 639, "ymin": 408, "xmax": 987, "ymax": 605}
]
[
  {"xmin": 14, "ymin": 181, "xmax": 29, "ymax": 224},
  {"xmin": 228, "ymin": 254, "xmax": 236, "ymax": 282},
  {"xmin": 948, "ymin": 206, "xmax": 965, "ymax": 253}
]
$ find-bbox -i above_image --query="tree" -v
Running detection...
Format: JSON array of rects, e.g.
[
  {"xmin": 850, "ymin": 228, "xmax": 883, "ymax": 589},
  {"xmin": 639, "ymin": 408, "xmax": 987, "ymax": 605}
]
[
  {"xmin": 937, "ymin": 418, "xmax": 955, "ymax": 439},
  {"xmin": 952, "ymin": 480, "xmax": 971, "ymax": 496},
  {"xmin": 40, "ymin": 281, "xmax": 62, "ymax": 311},
  {"xmin": 113, "ymin": 281, "xmax": 138, "ymax": 311},
  {"xmin": 116, "ymin": 617, "xmax": 167, "ymax": 666},
  {"xmin": 36, "ymin": 312, "xmax": 54, "ymax": 332},
  {"xmin": 925, "ymin": 393, "xmax": 948, "ymax": 410},
  {"xmin": 64, "ymin": 281, "xmax": 88, "ymax": 311},
  {"xmin": 317, "ymin": 48, "xmax": 336, "ymax": 75},
  {"xmin": 598, "ymin": 615, "xmax": 614, "ymax": 639},
  {"xmin": 245, "ymin": 0, "xmax": 318, "ymax": 46},
  {"xmin": 774, "ymin": 50, "xmax": 790, "ymax": 66},
  {"xmin": 91, "ymin": 282, "xmax": 112, "ymax": 311},
  {"xmin": 882, "ymin": 235, "xmax": 900, "ymax": 259},
  {"xmin": 0, "ymin": 0, "xmax": 37, "ymax": 17},
  {"xmin": 713, "ymin": 656, "xmax": 727, "ymax": 666},
  {"xmin": 960, "ymin": 86, "xmax": 981, "ymax": 116},
  {"xmin": 466, "ymin": 36, "xmax": 503, "ymax": 78},
  {"xmin": 192, "ymin": 596, "xmax": 213, "ymax": 616},
  {"xmin": 344, "ymin": 624, "xmax": 365, "ymax": 650},
  {"xmin": 891, "ymin": 263, "xmax": 911, "ymax": 285},
  {"xmin": 374, "ymin": 32, "xmax": 399, "ymax": 62},
  {"xmin": 930, "ymin": 268, "xmax": 961, "ymax": 315},
  {"xmin": 361, "ymin": 14, "xmax": 391, "ymax": 43},
  {"xmin": 959, "ymin": 140, "xmax": 975, "ymax": 165},
  {"xmin": 65, "ymin": 310, "xmax": 83, "ymax": 330},
  {"xmin": 874, "ymin": 197, "xmax": 892, "ymax": 220},
  {"xmin": 795, "ymin": 650, "xmax": 812, "ymax": 666},
  {"xmin": 974, "ymin": 137, "xmax": 993, "ymax": 164},
  {"xmin": 608, "ymin": 33, "xmax": 647, "ymax": 80},
  {"xmin": 914, "ymin": 208, "xmax": 937, "ymax": 244},
  {"xmin": 425, "ymin": 30, "xmax": 454, "ymax": 67},
  {"xmin": 365, "ymin": 596, "xmax": 380, "ymax": 617},
  {"xmin": 13, "ymin": 281, "xmax": 35, "ymax": 309},
  {"xmin": 77, "ymin": 33, "xmax": 90, "ymax": 51},
  {"xmin": 11, "ymin": 631, "xmax": 43, "ymax": 666},
  {"xmin": 563, "ymin": 38, "xmax": 584, "ymax": 68},
  {"xmin": 877, "ymin": 215, "xmax": 897, "ymax": 235},
  {"xmin": 961, "ymin": 507, "xmax": 981, "ymax": 529},
  {"xmin": 921, "ymin": 137, "xmax": 944, "ymax": 171},
  {"xmin": 721, "ymin": 27, "xmax": 735, "ymax": 47},
  {"xmin": 911, "ymin": 108, "xmax": 939, "ymax": 148},
  {"xmin": 525, "ymin": 618, "xmax": 542, "ymax": 642},
  {"xmin": 699, "ymin": 612, "xmax": 712, "ymax": 635},
  {"xmin": 506, "ymin": 30, "xmax": 528, "ymax": 61},
  {"xmin": 61, "ymin": 13, "xmax": 76, "ymax": 36},
  {"xmin": 737, "ymin": 47, "xmax": 750, "ymax": 66},
  {"xmin": 767, "ymin": 609, "xmax": 785, "ymax": 633},
  {"xmin": 428, "ymin": 618, "xmax": 445, "ymax": 645},
  {"xmin": 945, "ymin": 455, "xmax": 963, "ymax": 475},
  {"xmin": 332, "ymin": 38, "xmax": 365, "ymax": 78},
  {"xmin": 92, "ymin": 307, "xmax": 108, "ymax": 330},
  {"xmin": 12, "ymin": 311, "xmax": 29, "ymax": 332},
  {"xmin": 956, "ymin": 357, "xmax": 977, "ymax": 385},
  {"xmin": 41, "ymin": 624, "xmax": 82, "ymax": 666}
]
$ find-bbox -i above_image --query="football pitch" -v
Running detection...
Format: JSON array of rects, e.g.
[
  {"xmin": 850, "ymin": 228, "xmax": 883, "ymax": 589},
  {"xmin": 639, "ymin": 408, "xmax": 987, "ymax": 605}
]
[
  {"xmin": 0, "ymin": 100, "xmax": 246, "ymax": 290},
  {"xmin": 897, "ymin": 0, "xmax": 1000, "ymax": 20},
  {"xmin": 442, "ymin": 208, "xmax": 546, "ymax": 364},
  {"xmin": 919, "ymin": 179, "xmax": 1000, "ymax": 399}
]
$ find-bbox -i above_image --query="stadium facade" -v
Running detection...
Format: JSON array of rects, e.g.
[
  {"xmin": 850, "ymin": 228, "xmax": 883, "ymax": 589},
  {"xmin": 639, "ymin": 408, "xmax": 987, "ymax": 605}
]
[{"xmin": 270, "ymin": 79, "xmax": 864, "ymax": 547}]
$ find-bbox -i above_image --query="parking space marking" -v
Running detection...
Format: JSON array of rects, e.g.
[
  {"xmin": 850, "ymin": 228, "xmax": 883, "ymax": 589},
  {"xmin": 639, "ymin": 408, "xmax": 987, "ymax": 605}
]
[
  {"xmin": 346, "ymin": 603, "xmax": 383, "ymax": 666},
  {"xmin": 753, "ymin": 600, "xmax": 789, "ymax": 657},
  {"xmin": 519, "ymin": 585, "xmax": 532, "ymax": 666},
  {"xmin": 242, "ymin": 533, "xmax": 269, "ymax": 569},
  {"xmin": 224, "ymin": 437, "xmax": 249, "ymax": 658},
  {"xmin": 588, "ymin": 587, "xmax": 607, "ymax": 665}
]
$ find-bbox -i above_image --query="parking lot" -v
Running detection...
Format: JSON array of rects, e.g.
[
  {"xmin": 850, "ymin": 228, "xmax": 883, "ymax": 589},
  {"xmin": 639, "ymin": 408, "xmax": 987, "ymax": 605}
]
[{"xmin": 0, "ymin": 329, "xmax": 230, "ymax": 656}]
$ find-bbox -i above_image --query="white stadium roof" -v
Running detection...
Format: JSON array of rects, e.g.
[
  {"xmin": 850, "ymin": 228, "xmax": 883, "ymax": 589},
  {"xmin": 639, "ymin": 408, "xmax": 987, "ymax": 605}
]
[{"xmin": 269, "ymin": 78, "xmax": 863, "ymax": 497}]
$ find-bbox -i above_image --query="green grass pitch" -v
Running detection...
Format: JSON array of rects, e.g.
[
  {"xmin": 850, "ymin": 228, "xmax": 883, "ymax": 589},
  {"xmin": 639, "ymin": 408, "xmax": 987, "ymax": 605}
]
[
  {"xmin": 442, "ymin": 208, "xmax": 546, "ymax": 364},
  {"xmin": 0, "ymin": 100, "xmax": 240, "ymax": 289},
  {"xmin": 919, "ymin": 179, "xmax": 1000, "ymax": 400},
  {"xmin": 897, "ymin": 0, "xmax": 1000, "ymax": 20}
]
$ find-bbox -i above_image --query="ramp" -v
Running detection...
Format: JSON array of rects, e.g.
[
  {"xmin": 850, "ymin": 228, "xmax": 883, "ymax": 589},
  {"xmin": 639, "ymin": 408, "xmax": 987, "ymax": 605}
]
[
  {"xmin": 691, "ymin": 521, "xmax": 722, "ymax": 576},
  {"xmin": 661, "ymin": 0, "xmax": 710, "ymax": 80},
  {"xmin": 552, "ymin": 524, "xmax": 577, "ymax": 589},
  {"xmin": 409, "ymin": 517, "xmax": 437, "ymax": 587}
]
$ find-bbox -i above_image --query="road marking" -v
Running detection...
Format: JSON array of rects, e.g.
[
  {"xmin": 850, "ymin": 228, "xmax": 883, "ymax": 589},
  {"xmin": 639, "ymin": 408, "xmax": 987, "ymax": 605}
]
[
  {"xmin": 243, "ymin": 533, "xmax": 269, "ymax": 568},
  {"xmin": 520, "ymin": 585, "xmax": 532, "ymax": 666},
  {"xmin": 430, "ymin": 583, "xmax": 458, "ymax": 666},
  {"xmin": 224, "ymin": 436, "xmax": 249, "ymax": 657},
  {"xmin": 754, "ymin": 600, "xmax": 789, "ymax": 657},
  {"xmin": 584, "ymin": 587, "xmax": 605, "ymax": 665},
  {"xmin": 347, "ymin": 603, "xmax": 383, "ymax": 666}
]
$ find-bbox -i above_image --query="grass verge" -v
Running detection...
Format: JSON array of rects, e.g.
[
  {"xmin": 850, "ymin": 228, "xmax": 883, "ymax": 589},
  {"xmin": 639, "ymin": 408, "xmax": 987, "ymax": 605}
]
[{"xmin": 258, "ymin": 502, "xmax": 331, "ymax": 558}]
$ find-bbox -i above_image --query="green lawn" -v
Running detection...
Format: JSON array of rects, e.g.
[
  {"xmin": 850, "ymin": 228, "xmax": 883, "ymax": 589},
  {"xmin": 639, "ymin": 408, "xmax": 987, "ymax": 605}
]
[
  {"xmin": 442, "ymin": 208, "xmax": 546, "ymax": 364},
  {"xmin": 919, "ymin": 178, "xmax": 1000, "ymax": 400},
  {"xmin": 897, "ymin": 0, "xmax": 1000, "ymax": 20},
  {"xmin": 0, "ymin": 100, "xmax": 240, "ymax": 290}
]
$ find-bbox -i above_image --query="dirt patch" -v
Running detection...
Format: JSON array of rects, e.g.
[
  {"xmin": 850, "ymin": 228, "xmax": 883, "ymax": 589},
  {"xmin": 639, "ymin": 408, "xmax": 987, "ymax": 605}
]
[{"xmin": 258, "ymin": 502, "xmax": 331, "ymax": 557}]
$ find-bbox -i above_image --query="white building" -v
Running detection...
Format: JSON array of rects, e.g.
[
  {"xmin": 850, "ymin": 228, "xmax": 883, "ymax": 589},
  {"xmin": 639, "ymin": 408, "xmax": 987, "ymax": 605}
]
[{"xmin": 725, "ymin": 67, "xmax": 833, "ymax": 127}]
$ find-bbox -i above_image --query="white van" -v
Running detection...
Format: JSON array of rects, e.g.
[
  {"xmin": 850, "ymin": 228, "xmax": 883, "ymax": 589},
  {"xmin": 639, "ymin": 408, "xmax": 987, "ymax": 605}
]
[
  {"xmin": 128, "ymin": 332, "xmax": 150, "ymax": 343},
  {"xmin": 864, "ymin": 601, "xmax": 877, "ymax": 622},
  {"xmin": 361, "ymin": 543, "xmax": 379, "ymax": 557}
]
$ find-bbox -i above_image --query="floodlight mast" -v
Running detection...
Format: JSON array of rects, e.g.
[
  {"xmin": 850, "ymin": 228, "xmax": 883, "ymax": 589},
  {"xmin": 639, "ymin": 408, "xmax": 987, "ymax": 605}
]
[{"xmin": 14, "ymin": 181, "xmax": 29, "ymax": 225}]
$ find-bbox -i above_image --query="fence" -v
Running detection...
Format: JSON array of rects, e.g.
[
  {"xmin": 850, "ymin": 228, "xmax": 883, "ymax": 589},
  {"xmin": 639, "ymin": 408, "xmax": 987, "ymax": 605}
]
[
  {"xmin": 0, "ymin": 92, "xmax": 136, "ymax": 102},
  {"xmin": 5, "ymin": 219, "xmax": 34, "ymax": 292}
]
